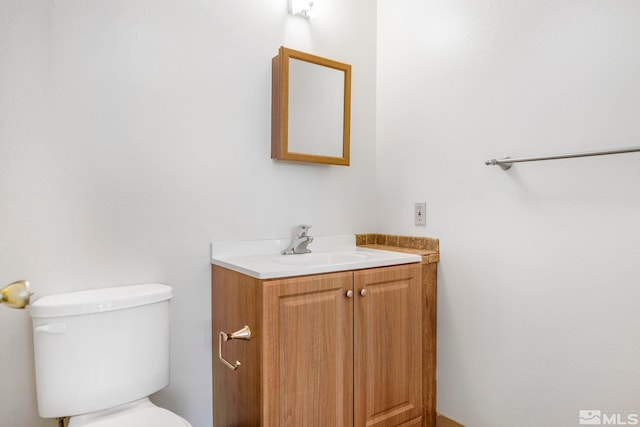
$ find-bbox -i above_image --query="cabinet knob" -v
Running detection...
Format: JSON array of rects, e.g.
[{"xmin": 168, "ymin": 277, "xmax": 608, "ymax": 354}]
[
  {"xmin": 345, "ymin": 290, "xmax": 353, "ymax": 298},
  {"xmin": 359, "ymin": 289, "xmax": 368, "ymax": 297}
]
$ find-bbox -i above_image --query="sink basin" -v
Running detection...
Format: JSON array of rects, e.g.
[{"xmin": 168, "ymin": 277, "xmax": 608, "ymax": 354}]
[
  {"xmin": 273, "ymin": 252, "xmax": 371, "ymax": 266},
  {"xmin": 210, "ymin": 235, "xmax": 421, "ymax": 279}
]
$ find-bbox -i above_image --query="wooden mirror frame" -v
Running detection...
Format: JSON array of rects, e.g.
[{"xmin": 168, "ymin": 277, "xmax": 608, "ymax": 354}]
[{"xmin": 271, "ymin": 46, "xmax": 352, "ymax": 166}]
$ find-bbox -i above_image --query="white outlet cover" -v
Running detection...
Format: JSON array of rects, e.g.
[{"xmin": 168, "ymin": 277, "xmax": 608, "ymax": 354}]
[{"xmin": 415, "ymin": 202, "xmax": 426, "ymax": 226}]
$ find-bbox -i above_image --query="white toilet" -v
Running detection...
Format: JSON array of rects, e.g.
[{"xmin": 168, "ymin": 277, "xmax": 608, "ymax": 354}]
[{"xmin": 30, "ymin": 283, "xmax": 192, "ymax": 427}]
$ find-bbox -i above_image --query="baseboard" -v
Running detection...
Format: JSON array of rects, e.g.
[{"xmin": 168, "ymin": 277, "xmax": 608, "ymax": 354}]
[{"xmin": 436, "ymin": 413, "xmax": 465, "ymax": 427}]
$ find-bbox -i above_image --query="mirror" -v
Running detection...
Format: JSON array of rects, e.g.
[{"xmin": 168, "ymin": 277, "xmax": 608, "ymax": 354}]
[{"xmin": 272, "ymin": 46, "xmax": 351, "ymax": 166}]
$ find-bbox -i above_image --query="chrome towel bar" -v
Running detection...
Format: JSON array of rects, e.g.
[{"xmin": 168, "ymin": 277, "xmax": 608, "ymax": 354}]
[{"xmin": 485, "ymin": 146, "xmax": 640, "ymax": 170}]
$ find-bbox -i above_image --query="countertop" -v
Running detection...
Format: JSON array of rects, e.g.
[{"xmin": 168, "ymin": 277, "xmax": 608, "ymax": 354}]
[{"xmin": 356, "ymin": 233, "xmax": 440, "ymax": 264}]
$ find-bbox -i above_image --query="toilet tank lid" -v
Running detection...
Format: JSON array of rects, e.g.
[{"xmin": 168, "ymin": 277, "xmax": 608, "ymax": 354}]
[{"xmin": 30, "ymin": 283, "xmax": 172, "ymax": 318}]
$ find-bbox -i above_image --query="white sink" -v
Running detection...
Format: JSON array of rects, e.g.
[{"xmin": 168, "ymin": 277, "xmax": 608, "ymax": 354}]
[
  {"xmin": 273, "ymin": 251, "xmax": 371, "ymax": 266},
  {"xmin": 210, "ymin": 235, "xmax": 421, "ymax": 279}
]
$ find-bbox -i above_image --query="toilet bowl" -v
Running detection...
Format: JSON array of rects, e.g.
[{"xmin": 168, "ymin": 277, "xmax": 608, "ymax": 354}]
[
  {"xmin": 30, "ymin": 283, "xmax": 192, "ymax": 427},
  {"xmin": 68, "ymin": 398, "xmax": 190, "ymax": 427}
]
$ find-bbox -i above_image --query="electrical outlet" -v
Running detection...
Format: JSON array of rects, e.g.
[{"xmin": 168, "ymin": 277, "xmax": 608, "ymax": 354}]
[{"xmin": 415, "ymin": 202, "xmax": 426, "ymax": 226}]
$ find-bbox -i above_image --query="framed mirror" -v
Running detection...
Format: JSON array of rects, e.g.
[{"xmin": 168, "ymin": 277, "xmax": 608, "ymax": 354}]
[{"xmin": 271, "ymin": 46, "xmax": 352, "ymax": 166}]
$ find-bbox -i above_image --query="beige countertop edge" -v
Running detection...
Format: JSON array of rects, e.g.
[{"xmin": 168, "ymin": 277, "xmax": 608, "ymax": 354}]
[
  {"xmin": 357, "ymin": 244, "xmax": 440, "ymax": 265},
  {"xmin": 355, "ymin": 233, "xmax": 440, "ymax": 265}
]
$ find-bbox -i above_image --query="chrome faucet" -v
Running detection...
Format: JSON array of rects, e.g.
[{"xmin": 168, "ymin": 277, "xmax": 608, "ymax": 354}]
[{"xmin": 282, "ymin": 224, "xmax": 313, "ymax": 255}]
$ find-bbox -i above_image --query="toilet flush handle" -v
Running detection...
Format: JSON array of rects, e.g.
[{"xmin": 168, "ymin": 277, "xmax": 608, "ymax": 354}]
[
  {"xmin": 35, "ymin": 323, "xmax": 67, "ymax": 334},
  {"xmin": 218, "ymin": 325, "xmax": 251, "ymax": 371}
]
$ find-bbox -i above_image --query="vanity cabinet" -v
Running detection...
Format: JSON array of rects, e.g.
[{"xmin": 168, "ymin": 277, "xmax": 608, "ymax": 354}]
[{"xmin": 212, "ymin": 263, "xmax": 423, "ymax": 427}]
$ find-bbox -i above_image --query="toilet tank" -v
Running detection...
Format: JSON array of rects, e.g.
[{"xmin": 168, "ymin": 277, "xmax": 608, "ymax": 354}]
[{"xmin": 30, "ymin": 284, "xmax": 173, "ymax": 418}]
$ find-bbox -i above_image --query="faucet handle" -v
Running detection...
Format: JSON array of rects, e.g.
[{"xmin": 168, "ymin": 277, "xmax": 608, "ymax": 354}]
[{"xmin": 296, "ymin": 224, "xmax": 312, "ymax": 237}]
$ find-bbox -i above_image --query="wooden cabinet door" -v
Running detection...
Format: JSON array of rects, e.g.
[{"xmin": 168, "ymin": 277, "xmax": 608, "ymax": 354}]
[
  {"xmin": 262, "ymin": 271, "xmax": 354, "ymax": 427},
  {"xmin": 353, "ymin": 264, "xmax": 423, "ymax": 427}
]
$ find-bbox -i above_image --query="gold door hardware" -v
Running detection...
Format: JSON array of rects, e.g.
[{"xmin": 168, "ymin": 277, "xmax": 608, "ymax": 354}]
[
  {"xmin": 1, "ymin": 280, "xmax": 32, "ymax": 309},
  {"xmin": 218, "ymin": 325, "xmax": 251, "ymax": 371},
  {"xmin": 359, "ymin": 289, "xmax": 368, "ymax": 297}
]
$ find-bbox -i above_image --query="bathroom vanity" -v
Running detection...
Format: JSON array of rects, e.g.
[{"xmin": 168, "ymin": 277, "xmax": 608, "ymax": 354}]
[{"xmin": 211, "ymin": 234, "xmax": 439, "ymax": 427}]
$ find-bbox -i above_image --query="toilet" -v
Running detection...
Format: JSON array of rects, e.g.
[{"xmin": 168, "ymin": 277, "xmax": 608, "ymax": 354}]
[{"xmin": 30, "ymin": 283, "xmax": 192, "ymax": 427}]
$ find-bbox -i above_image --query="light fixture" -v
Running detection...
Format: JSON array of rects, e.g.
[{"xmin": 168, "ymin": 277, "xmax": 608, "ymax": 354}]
[
  {"xmin": 1, "ymin": 280, "xmax": 32, "ymax": 309},
  {"xmin": 288, "ymin": 0, "xmax": 315, "ymax": 19}
]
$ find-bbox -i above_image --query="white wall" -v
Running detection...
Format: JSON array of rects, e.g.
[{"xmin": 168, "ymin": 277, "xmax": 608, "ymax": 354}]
[
  {"xmin": 0, "ymin": 1, "xmax": 376, "ymax": 426},
  {"xmin": 377, "ymin": 1, "xmax": 640, "ymax": 426},
  {"xmin": 5, "ymin": 1, "xmax": 640, "ymax": 426}
]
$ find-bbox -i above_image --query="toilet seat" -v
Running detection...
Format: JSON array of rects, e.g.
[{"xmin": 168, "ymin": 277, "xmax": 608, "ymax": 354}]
[{"xmin": 68, "ymin": 398, "xmax": 192, "ymax": 427}]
